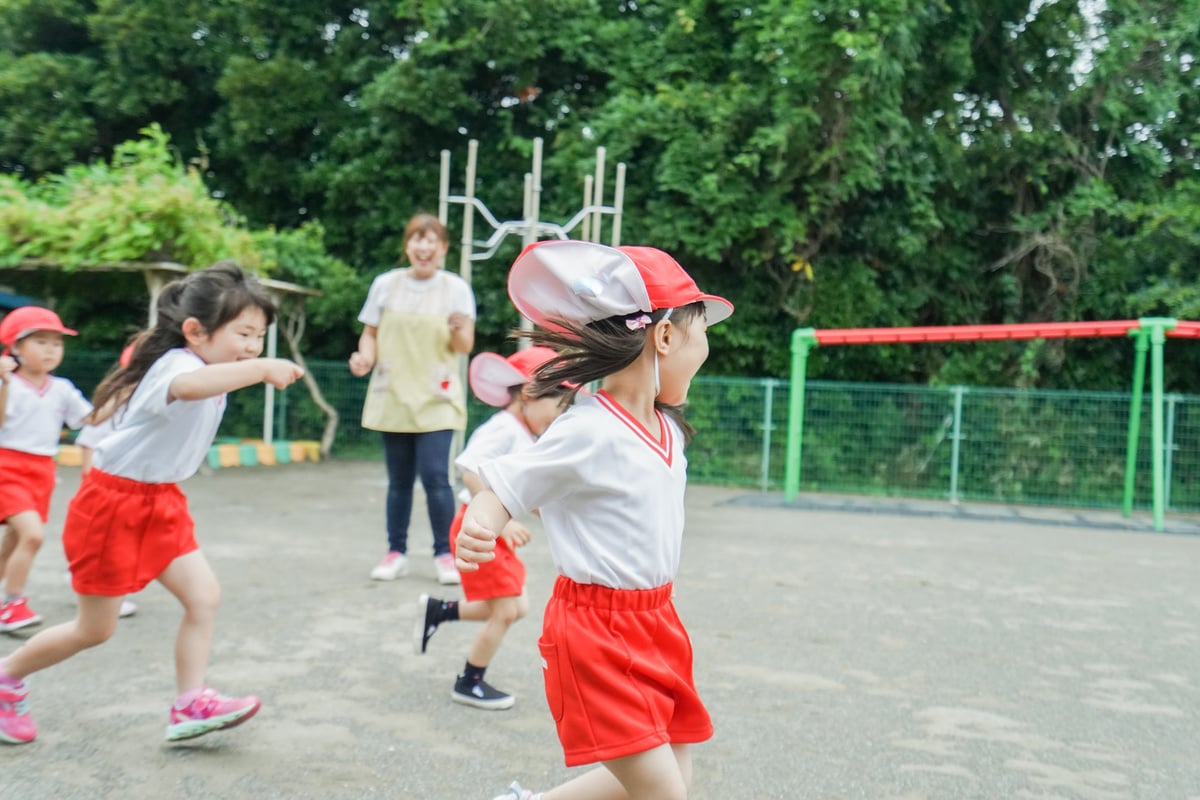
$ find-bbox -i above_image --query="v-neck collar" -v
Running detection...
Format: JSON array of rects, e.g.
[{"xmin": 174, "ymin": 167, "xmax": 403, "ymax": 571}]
[{"xmin": 595, "ymin": 390, "xmax": 673, "ymax": 466}]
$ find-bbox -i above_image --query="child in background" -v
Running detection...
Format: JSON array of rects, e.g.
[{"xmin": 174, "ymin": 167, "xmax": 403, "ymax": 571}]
[
  {"xmin": 413, "ymin": 346, "xmax": 571, "ymax": 711},
  {"xmin": 0, "ymin": 307, "xmax": 92, "ymax": 633},
  {"xmin": 73, "ymin": 341, "xmax": 138, "ymax": 619},
  {"xmin": 454, "ymin": 240, "xmax": 733, "ymax": 800},
  {"xmin": 0, "ymin": 262, "xmax": 304, "ymax": 745}
]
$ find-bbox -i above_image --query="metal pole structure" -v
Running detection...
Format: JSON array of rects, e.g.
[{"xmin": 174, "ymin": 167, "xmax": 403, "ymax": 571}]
[
  {"xmin": 516, "ymin": 138, "xmax": 544, "ymax": 344},
  {"xmin": 458, "ymin": 139, "xmax": 478, "ymax": 285},
  {"xmin": 591, "ymin": 147, "xmax": 606, "ymax": 243},
  {"xmin": 1122, "ymin": 330, "xmax": 1148, "ymax": 517},
  {"xmin": 783, "ymin": 329, "xmax": 817, "ymax": 501},
  {"xmin": 438, "ymin": 149, "xmax": 451, "ymax": 224},
  {"xmin": 1147, "ymin": 318, "xmax": 1175, "ymax": 532},
  {"xmin": 263, "ymin": 320, "xmax": 278, "ymax": 444},
  {"xmin": 949, "ymin": 386, "xmax": 965, "ymax": 504},
  {"xmin": 1165, "ymin": 393, "xmax": 1178, "ymax": 510},
  {"xmin": 581, "ymin": 176, "xmax": 594, "ymax": 242},
  {"xmin": 759, "ymin": 379, "xmax": 775, "ymax": 491},
  {"xmin": 611, "ymin": 162, "xmax": 626, "ymax": 246}
]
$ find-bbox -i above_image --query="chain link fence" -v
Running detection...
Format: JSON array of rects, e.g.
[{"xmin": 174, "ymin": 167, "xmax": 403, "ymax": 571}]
[{"xmin": 58, "ymin": 353, "xmax": 1200, "ymax": 512}]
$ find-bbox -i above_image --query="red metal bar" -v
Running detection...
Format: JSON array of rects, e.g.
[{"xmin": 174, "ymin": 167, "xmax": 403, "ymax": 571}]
[
  {"xmin": 1166, "ymin": 321, "xmax": 1200, "ymax": 338},
  {"xmin": 812, "ymin": 320, "xmax": 1143, "ymax": 346}
]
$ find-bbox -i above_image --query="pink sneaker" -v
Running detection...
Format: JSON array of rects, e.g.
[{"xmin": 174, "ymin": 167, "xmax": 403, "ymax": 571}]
[
  {"xmin": 0, "ymin": 598, "xmax": 42, "ymax": 632},
  {"xmin": 165, "ymin": 688, "xmax": 261, "ymax": 741},
  {"xmin": 435, "ymin": 553, "xmax": 461, "ymax": 585},
  {"xmin": 0, "ymin": 683, "xmax": 36, "ymax": 744}
]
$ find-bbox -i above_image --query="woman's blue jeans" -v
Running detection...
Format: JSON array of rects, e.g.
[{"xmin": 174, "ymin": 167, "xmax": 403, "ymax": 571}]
[{"xmin": 381, "ymin": 430, "xmax": 456, "ymax": 557}]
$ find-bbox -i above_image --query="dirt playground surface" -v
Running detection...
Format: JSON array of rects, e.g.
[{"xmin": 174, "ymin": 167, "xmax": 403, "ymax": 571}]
[{"xmin": 3, "ymin": 460, "xmax": 1198, "ymax": 799}]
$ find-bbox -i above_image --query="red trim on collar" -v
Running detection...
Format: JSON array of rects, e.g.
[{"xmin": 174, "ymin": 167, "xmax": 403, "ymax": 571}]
[
  {"xmin": 13, "ymin": 372, "xmax": 52, "ymax": 397},
  {"xmin": 595, "ymin": 390, "xmax": 673, "ymax": 466}
]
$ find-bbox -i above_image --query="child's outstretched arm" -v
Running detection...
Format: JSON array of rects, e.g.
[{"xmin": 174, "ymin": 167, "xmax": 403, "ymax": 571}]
[
  {"xmin": 0, "ymin": 355, "xmax": 12, "ymax": 427},
  {"xmin": 171, "ymin": 358, "xmax": 304, "ymax": 401},
  {"xmin": 455, "ymin": 489, "xmax": 513, "ymax": 572}
]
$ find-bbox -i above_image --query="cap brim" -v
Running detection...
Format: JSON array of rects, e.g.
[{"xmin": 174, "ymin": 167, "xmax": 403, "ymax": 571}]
[
  {"xmin": 469, "ymin": 353, "xmax": 527, "ymax": 407},
  {"xmin": 700, "ymin": 295, "xmax": 734, "ymax": 325},
  {"xmin": 16, "ymin": 325, "xmax": 77, "ymax": 340}
]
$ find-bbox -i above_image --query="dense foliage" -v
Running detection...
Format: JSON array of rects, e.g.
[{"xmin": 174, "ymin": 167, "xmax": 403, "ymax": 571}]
[{"xmin": 1, "ymin": 0, "xmax": 1198, "ymax": 384}]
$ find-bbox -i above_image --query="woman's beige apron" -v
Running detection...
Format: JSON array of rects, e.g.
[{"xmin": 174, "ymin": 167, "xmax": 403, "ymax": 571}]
[{"xmin": 361, "ymin": 269, "xmax": 466, "ymax": 433}]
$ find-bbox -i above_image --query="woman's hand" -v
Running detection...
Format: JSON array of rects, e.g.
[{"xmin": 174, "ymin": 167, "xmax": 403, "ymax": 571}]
[{"xmin": 348, "ymin": 351, "xmax": 373, "ymax": 377}]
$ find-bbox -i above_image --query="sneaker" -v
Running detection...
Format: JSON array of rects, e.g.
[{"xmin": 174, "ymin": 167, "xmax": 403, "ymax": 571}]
[
  {"xmin": 413, "ymin": 593, "xmax": 442, "ymax": 655},
  {"xmin": 0, "ymin": 683, "xmax": 35, "ymax": 744},
  {"xmin": 452, "ymin": 676, "xmax": 515, "ymax": 710},
  {"xmin": 434, "ymin": 553, "xmax": 460, "ymax": 585},
  {"xmin": 492, "ymin": 781, "xmax": 537, "ymax": 800},
  {"xmin": 370, "ymin": 551, "xmax": 408, "ymax": 581},
  {"xmin": 165, "ymin": 688, "xmax": 261, "ymax": 741},
  {"xmin": 119, "ymin": 599, "xmax": 138, "ymax": 618},
  {"xmin": 0, "ymin": 598, "xmax": 42, "ymax": 632}
]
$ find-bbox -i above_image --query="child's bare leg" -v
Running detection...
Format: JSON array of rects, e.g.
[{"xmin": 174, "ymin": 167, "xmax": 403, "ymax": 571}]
[
  {"xmin": 0, "ymin": 512, "xmax": 43, "ymax": 597},
  {"xmin": 0, "ymin": 525, "xmax": 15, "ymax": 579},
  {"xmin": 156, "ymin": 550, "xmax": 220, "ymax": 692},
  {"xmin": 541, "ymin": 743, "xmax": 692, "ymax": 800},
  {"xmin": 467, "ymin": 593, "xmax": 528, "ymax": 666},
  {"xmin": 1, "ymin": 595, "xmax": 123, "ymax": 677}
]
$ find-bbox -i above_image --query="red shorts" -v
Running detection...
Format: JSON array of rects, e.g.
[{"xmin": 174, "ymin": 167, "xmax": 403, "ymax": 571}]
[
  {"xmin": 538, "ymin": 576, "xmax": 713, "ymax": 767},
  {"xmin": 0, "ymin": 448, "xmax": 56, "ymax": 523},
  {"xmin": 63, "ymin": 469, "xmax": 198, "ymax": 596},
  {"xmin": 449, "ymin": 503, "xmax": 525, "ymax": 602}
]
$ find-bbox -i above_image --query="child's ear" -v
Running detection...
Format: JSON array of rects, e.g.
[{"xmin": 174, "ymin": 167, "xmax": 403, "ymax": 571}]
[
  {"xmin": 181, "ymin": 317, "xmax": 206, "ymax": 345},
  {"xmin": 653, "ymin": 318, "xmax": 674, "ymax": 355}
]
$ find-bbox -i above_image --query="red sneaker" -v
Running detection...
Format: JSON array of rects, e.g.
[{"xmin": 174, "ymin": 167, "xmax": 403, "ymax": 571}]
[
  {"xmin": 0, "ymin": 598, "xmax": 42, "ymax": 632},
  {"xmin": 0, "ymin": 683, "xmax": 36, "ymax": 744}
]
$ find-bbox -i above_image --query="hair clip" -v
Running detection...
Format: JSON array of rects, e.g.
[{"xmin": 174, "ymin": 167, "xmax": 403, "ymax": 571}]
[{"xmin": 625, "ymin": 314, "xmax": 653, "ymax": 331}]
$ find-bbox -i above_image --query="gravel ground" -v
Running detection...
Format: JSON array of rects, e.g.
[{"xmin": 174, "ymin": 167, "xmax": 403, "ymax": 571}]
[{"xmin": 3, "ymin": 459, "xmax": 1198, "ymax": 799}]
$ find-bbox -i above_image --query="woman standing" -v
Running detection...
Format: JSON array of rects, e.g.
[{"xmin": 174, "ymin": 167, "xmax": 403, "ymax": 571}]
[{"xmin": 349, "ymin": 213, "xmax": 475, "ymax": 585}]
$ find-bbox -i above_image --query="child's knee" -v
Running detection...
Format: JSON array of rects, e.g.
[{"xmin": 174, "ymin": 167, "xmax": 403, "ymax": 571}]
[{"xmin": 16, "ymin": 528, "xmax": 44, "ymax": 549}]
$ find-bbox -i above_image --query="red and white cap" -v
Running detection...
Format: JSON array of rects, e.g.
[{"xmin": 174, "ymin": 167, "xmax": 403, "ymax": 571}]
[
  {"xmin": 508, "ymin": 240, "xmax": 734, "ymax": 329},
  {"xmin": 468, "ymin": 346, "xmax": 560, "ymax": 407},
  {"xmin": 0, "ymin": 306, "xmax": 78, "ymax": 354}
]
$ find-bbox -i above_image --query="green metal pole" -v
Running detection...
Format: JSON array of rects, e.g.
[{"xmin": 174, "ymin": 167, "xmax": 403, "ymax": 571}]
[
  {"xmin": 1138, "ymin": 318, "xmax": 1176, "ymax": 532},
  {"xmin": 1148, "ymin": 319, "xmax": 1172, "ymax": 532},
  {"xmin": 783, "ymin": 329, "xmax": 817, "ymax": 502},
  {"xmin": 1122, "ymin": 331, "xmax": 1148, "ymax": 517}
]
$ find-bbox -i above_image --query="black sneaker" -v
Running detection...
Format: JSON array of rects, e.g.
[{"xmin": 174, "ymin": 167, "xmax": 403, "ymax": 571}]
[
  {"xmin": 452, "ymin": 677, "xmax": 515, "ymax": 710},
  {"xmin": 413, "ymin": 593, "xmax": 441, "ymax": 655}
]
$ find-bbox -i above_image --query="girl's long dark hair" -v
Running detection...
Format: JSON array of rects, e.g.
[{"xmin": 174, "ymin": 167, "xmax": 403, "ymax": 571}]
[
  {"xmin": 91, "ymin": 261, "xmax": 276, "ymax": 414},
  {"xmin": 522, "ymin": 301, "xmax": 705, "ymax": 444}
]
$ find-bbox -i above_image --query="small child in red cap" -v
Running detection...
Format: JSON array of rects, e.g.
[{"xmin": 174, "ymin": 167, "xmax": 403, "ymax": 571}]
[
  {"xmin": 414, "ymin": 345, "xmax": 572, "ymax": 711},
  {"xmin": 456, "ymin": 240, "xmax": 733, "ymax": 800},
  {"xmin": 0, "ymin": 307, "xmax": 91, "ymax": 634}
]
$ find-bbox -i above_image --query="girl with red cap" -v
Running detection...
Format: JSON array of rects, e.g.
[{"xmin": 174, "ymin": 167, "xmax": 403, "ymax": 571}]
[
  {"xmin": 413, "ymin": 345, "xmax": 573, "ymax": 712},
  {"xmin": 0, "ymin": 307, "xmax": 91, "ymax": 635},
  {"xmin": 455, "ymin": 240, "xmax": 733, "ymax": 800}
]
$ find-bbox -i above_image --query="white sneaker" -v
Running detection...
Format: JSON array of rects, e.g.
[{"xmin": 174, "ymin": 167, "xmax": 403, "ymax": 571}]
[
  {"xmin": 492, "ymin": 781, "xmax": 536, "ymax": 800},
  {"xmin": 119, "ymin": 600, "xmax": 138, "ymax": 618},
  {"xmin": 370, "ymin": 551, "xmax": 408, "ymax": 581},
  {"xmin": 434, "ymin": 553, "xmax": 460, "ymax": 585}
]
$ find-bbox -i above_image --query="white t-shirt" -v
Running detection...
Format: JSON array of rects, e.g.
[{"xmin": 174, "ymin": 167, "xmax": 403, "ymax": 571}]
[
  {"xmin": 479, "ymin": 391, "xmax": 688, "ymax": 590},
  {"xmin": 74, "ymin": 413, "xmax": 121, "ymax": 450},
  {"xmin": 357, "ymin": 269, "xmax": 476, "ymax": 326},
  {"xmin": 455, "ymin": 410, "xmax": 535, "ymax": 478},
  {"xmin": 0, "ymin": 374, "xmax": 91, "ymax": 456},
  {"xmin": 94, "ymin": 349, "xmax": 226, "ymax": 483}
]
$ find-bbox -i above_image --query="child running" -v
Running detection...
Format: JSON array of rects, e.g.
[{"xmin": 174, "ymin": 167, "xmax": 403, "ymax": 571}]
[
  {"xmin": 455, "ymin": 240, "xmax": 733, "ymax": 800},
  {"xmin": 0, "ymin": 262, "xmax": 304, "ymax": 745},
  {"xmin": 0, "ymin": 307, "xmax": 91, "ymax": 634},
  {"xmin": 413, "ymin": 345, "xmax": 571, "ymax": 711}
]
